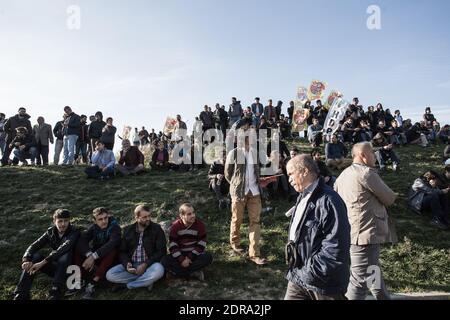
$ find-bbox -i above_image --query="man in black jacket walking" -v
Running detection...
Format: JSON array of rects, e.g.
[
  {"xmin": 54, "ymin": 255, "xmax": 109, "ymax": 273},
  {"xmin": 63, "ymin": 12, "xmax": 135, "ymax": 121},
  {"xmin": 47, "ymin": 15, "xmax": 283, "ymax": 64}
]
[
  {"xmin": 106, "ymin": 205, "xmax": 166, "ymax": 291},
  {"xmin": 13, "ymin": 209, "xmax": 80, "ymax": 300}
]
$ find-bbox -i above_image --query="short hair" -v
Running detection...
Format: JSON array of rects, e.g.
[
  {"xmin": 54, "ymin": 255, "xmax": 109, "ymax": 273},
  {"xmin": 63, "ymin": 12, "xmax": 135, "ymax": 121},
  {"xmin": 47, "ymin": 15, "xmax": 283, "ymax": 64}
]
[
  {"xmin": 0, "ymin": 113, "xmax": 5, "ymax": 117},
  {"xmin": 291, "ymin": 147, "xmax": 300, "ymax": 153},
  {"xmin": 53, "ymin": 208, "xmax": 71, "ymax": 220},
  {"xmin": 310, "ymin": 148, "xmax": 321, "ymax": 157},
  {"xmin": 134, "ymin": 205, "xmax": 150, "ymax": 217},
  {"xmin": 287, "ymin": 154, "xmax": 319, "ymax": 177},
  {"xmin": 422, "ymin": 170, "xmax": 438, "ymax": 182},
  {"xmin": 352, "ymin": 142, "xmax": 372, "ymax": 158},
  {"xmin": 106, "ymin": 117, "xmax": 113, "ymax": 122},
  {"xmin": 80, "ymin": 114, "xmax": 87, "ymax": 119},
  {"xmin": 179, "ymin": 203, "xmax": 194, "ymax": 216},
  {"xmin": 92, "ymin": 207, "xmax": 108, "ymax": 218},
  {"xmin": 95, "ymin": 140, "xmax": 104, "ymax": 146}
]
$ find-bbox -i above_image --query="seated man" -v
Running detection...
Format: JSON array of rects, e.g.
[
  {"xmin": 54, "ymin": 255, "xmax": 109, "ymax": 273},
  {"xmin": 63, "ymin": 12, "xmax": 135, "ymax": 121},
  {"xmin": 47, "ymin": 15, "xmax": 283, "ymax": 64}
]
[
  {"xmin": 161, "ymin": 203, "xmax": 213, "ymax": 281},
  {"xmin": 438, "ymin": 125, "xmax": 450, "ymax": 144},
  {"xmin": 73, "ymin": 207, "xmax": 121, "ymax": 299},
  {"xmin": 208, "ymin": 150, "xmax": 230, "ymax": 210},
  {"xmin": 311, "ymin": 149, "xmax": 335, "ymax": 187},
  {"xmin": 307, "ymin": 118, "xmax": 323, "ymax": 147},
  {"xmin": 117, "ymin": 139, "xmax": 145, "ymax": 176},
  {"xmin": 151, "ymin": 141, "xmax": 170, "ymax": 171},
  {"xmin": 372, "ymin": 133, "xmax": 400, "ymax": 171},
  {"xmin": 85, "ymin": 141, "xmax": 115, "ymax": 180},
  {"xmin": 389, "ymin": 119, "xmax": 407, "ymax": 145},
  {"xmin": 340, "ymin": 117, "xmax": 356, "ymax": 143},
  {"xmin": 325, "ymin": 134, "xmax": 348, "ymax": 170},
  {"xmin": 10, "ymin": 127, "xmax": 38, "ymax": 166},
  {"xmin": 13, "ymin": 209, "xmax": 80, "ymax": 300},
  {"xmin": 106, "ymin": 205, "xmax": 166, "ymax": 290},
  {"xmin": 444, "ymin": 145, "xmax": 450, "ymax": 165}
]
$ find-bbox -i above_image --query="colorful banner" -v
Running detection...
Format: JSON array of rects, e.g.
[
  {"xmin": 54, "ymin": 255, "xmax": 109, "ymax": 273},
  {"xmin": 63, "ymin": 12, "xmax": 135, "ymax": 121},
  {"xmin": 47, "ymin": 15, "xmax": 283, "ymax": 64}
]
[
  {"xmin": 323, "ymin": 98, "xmax": 350, "ymax": 140},
  {"xmin": 307, "ymin": 80, "xmax": 327, "ymax": 101},
  {"xmin": 163, "ymin": 117, "xmax": 177, "ymax": 135},
  {"xmin": 291, "ymin": 101, "xmax": 311, "ymax": 133},
  {"xmin": 296, "ymin": 86, "xmax": 308, "ymax": 103},
  {"xmin": 324, "ymin": 90, "xmax": 343, "ymax": 111}
]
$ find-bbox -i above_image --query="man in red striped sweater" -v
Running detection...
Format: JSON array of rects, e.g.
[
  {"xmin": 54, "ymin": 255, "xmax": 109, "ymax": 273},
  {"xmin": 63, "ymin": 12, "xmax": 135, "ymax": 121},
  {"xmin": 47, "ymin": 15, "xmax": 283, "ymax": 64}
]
[{"xmin": 161, "ymin": 203, "xmax": 213, "ymax": 281}]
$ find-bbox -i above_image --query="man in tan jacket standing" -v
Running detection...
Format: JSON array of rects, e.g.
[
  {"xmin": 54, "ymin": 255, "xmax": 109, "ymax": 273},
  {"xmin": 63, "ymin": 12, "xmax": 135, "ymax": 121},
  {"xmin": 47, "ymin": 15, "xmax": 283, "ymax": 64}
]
[
  {"xmin": 334, "ymin": 142, "xmax": 396, "ymax": 300},
  {"xmin": 225, "ymin": 122, "xmax": 267, "ymax": 265}
]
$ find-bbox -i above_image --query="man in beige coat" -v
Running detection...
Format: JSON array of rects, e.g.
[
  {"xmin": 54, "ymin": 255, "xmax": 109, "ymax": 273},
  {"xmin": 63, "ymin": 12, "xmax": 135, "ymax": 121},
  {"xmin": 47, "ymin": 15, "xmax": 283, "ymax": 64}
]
[
  {"xmin": 225, "ymin": 124, "xmax": 267, "ymax": 265},
  {"xmin": 33, "ymin": 116, "xmax": 54, "ymax": 166},
  {"xmin": 334, "ymin": 142, "xmax": 396, "ymax": 300}
]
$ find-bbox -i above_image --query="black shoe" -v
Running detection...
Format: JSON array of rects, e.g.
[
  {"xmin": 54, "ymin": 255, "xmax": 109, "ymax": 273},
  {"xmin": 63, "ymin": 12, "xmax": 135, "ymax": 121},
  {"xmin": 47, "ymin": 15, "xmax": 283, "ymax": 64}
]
[
  {"xmin": 47, "ymin": 287, "xmax": 63, "ymax": 300},
  {"xmin": 13, "ymin": 292, "xmax": 30, "ymax": 300},
  {"xmin": 430, "ymin": 218, "xmax": 449, "ymax": 231},
  {"xmin": 82, "ymin": 283, "xmax": 96, "ymax": 300},
  {"xmin": 111, "ymin": 284, "xmax": 126, "ymax": 293}
]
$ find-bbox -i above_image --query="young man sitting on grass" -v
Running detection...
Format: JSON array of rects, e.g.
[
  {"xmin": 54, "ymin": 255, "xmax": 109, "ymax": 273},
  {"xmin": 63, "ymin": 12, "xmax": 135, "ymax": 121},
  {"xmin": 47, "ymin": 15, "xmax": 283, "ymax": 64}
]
[
  {"xmin": 13, "ymin": 209, "xmax": 80, "ymax": 300},
  {"xmin": 71, "ymin": 207, "xmax": 121, "ymax": 299}
]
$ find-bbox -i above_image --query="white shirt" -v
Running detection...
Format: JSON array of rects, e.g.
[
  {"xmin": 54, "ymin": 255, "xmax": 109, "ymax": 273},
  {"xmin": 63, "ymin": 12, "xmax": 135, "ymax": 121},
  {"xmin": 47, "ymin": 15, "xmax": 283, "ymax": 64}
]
[
  {"xmin": 289, "ymin": 179, "xmax": 319, "ymax": 241},
  {"xmin": 244, "ymin": 149, "xmax": 260, "ymax": 196}
]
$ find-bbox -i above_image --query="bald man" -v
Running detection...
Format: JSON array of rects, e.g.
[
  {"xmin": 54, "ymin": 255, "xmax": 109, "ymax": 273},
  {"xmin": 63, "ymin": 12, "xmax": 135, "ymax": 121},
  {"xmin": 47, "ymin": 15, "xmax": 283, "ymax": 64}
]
[
  {"xmin": 284, "ymin": 155, "xmax": 350, "ymax": 300},
  {"xmin": 334, "ymin": 142, "xmax": 396, "ymax": 300}
]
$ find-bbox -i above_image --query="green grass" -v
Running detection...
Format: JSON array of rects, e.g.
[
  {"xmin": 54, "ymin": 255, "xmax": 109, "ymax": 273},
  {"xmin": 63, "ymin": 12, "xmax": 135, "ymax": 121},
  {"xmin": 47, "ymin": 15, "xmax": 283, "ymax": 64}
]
[{"xmin": 0, "ymin": 142, "xmax": 449, "ymax": 300}]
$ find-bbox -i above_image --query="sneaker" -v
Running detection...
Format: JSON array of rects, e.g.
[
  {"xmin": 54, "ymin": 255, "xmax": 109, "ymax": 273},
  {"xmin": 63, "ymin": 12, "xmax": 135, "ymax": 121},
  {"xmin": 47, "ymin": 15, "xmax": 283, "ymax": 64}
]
[
  {"xmin": 111, "ymin": 284, "xmax": 126, "ymax": 293},
  {"xmin": 249, "ymin": 256, "xmax": 268, "ymax": 265},
  {"xmin": 392, "ymin": 164, "xmax": 398, "ymax": 171},
  {"xmin": 430, "ymin": 218, "xmax": 449, "ymax": 231},
  {"xmin": 47, "ymin": 287, "xmax": 63, "ymax": 300},
  {"xmin": 231, "ymin": 245, "xmax": 245, "ymax": 255},
  {"xmin": 13, "ymin": 292, "xmax": 30, "ymax": 300},
  {"xmin": 82, "ymin": 283, "xmax": 96, "ymax": 300},
  {"xmin": 191, "ymin": 270, "xmax": 205, "ymax": 281}
]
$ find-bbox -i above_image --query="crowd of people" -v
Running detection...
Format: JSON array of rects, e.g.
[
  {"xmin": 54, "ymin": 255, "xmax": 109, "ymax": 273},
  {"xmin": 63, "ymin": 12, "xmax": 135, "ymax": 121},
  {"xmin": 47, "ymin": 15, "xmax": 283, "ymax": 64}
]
[{"xmin": 2, "ymin": 96, "xmax": 449, "ymax": 301}]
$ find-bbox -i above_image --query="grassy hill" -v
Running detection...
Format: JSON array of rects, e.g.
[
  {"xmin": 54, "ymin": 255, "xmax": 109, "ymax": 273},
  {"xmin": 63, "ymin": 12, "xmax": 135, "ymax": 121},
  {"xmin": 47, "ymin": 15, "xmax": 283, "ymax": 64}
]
[{"xmin": 0, "ymin": 142, "xmax": 449, "ymax": 300}]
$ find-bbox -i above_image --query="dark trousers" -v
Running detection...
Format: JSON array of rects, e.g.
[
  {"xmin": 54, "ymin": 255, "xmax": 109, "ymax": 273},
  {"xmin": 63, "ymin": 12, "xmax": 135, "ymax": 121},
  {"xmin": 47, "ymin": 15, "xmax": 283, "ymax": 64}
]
[
  {"xmin": 161, "ymin": 253, "xmax": 213, "ymax": 277},
  {"xmin": 85, "ymin": 165, "xmax": 115, "ymax": 179},
  {"xmin": 422, "ymin": 192, "xmax": 450, "ymax": 220},
  {"xmin": 375, "ymin": 149, "xmax": 400, "ymax": 167},
  {"xmin": 36, "ymin": 143, "xmax": 49, "ymax": 165},
  {"xmin": 210, "ymin": 179, "xmax": 229, "ymax": 200},
  {"xmin": 284, "ymin": 281, "xmax": 346, "ymax": 300},
  {"xmin": 74, "ymin": 249, "xmax": 118, "ymax": 281},
  {"xmin": 75, "ymin": 141, "xmax": 88, "ymax": 164},
  {"xmin": 1, "ymin": 138, "xmax": 12, "ymax": 164},
  {"xmin": 15, "ymin": 252, "xmax": 72, "ymax": 294},
  {"xmin": 150, "ymin": 161, "xmax": 169, "ymax": 171}
]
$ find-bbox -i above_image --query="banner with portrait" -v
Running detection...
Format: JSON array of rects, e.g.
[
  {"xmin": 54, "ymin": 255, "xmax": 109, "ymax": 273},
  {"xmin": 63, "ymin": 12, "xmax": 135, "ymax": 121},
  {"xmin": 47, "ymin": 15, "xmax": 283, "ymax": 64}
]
[
  {"xmin": 324, "ymin": 90, "xmax": 343, "ymax": 111},
  {"xmin": 291, "ymin": 101, "xmax": 311, "ymax": 133},
  {"xmin": 163, "ymin": 117, "xmax": 177, "ymax": 136},
  {"xmin": 307, "ymin": 80, "xmax": 327, "ymax": 101}
]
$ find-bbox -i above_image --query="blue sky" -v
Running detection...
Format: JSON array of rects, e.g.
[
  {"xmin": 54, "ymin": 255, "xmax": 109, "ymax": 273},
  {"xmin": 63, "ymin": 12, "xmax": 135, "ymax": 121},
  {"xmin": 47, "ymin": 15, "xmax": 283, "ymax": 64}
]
[{"xmin": 1, "ymin": 0, "xmax": 449, "ymax": 146}]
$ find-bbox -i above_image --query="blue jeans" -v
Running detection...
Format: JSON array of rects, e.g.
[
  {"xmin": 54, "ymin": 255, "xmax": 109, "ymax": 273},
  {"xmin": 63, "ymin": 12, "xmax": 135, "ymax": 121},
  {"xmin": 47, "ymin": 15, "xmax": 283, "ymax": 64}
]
[
  {"xmin": 106, "ymin": 263, "xmax": 164, "ymax": 289},
  {"xmin": 0, "ymin": 139, "xmax": 5, "ymax": 158},
  {"xmin": 13, "ymin": 147, "xmax": 38, "ymax": 164},
  {"xmin": 63, "ymin": 135, "xmax": 78, "ymax": 165}
]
